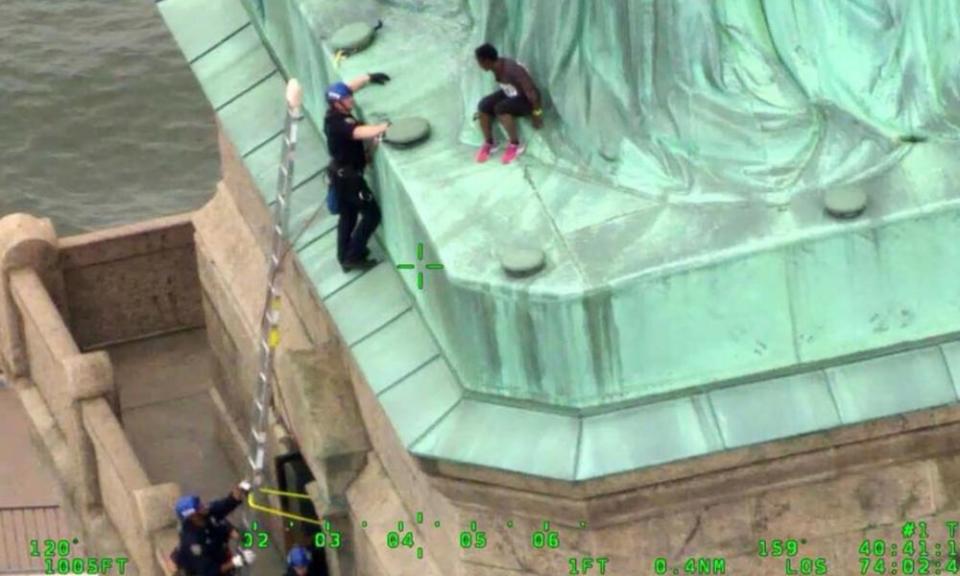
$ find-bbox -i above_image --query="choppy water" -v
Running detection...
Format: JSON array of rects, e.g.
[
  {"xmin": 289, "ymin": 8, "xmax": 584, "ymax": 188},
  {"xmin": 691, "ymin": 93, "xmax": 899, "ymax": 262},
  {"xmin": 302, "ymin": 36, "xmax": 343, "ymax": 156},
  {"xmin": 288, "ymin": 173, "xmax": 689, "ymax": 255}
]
[{"xmin": 0, "ymin": 0, "xmax": 219, "ymax": 236}]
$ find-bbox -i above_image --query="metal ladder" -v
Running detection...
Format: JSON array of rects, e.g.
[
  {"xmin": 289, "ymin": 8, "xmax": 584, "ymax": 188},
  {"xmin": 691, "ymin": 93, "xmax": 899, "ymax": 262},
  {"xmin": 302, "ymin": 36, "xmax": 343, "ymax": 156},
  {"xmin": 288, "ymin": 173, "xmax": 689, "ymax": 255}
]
[{"xmin": 242, "ymin": 79, "xmax": 304, "ymax": 536}]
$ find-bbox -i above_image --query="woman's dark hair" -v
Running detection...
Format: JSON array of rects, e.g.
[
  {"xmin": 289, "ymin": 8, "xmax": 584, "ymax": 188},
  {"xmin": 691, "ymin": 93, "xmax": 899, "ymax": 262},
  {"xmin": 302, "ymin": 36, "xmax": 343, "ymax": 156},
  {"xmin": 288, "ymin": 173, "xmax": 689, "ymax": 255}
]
[{"xmin": 474, "ymin": 43, "xmax": 498, "ymax": 62}]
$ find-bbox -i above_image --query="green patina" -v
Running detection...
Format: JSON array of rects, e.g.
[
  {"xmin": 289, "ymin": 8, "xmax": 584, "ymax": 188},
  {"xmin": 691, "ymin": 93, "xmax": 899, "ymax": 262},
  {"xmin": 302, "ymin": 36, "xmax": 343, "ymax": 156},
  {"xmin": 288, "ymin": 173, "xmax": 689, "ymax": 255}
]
[{"xmin": 158, "ymin": 0, "xmax": 960, "ymax": 480}]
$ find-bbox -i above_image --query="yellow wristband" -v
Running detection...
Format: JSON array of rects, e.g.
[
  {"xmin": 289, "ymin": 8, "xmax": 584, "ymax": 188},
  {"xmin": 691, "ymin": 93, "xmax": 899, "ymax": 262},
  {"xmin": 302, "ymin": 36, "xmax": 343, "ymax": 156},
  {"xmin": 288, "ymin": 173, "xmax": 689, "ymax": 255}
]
[{"xmin": 533, "ymin": 109, "xmax": 543, "ymax": 117}]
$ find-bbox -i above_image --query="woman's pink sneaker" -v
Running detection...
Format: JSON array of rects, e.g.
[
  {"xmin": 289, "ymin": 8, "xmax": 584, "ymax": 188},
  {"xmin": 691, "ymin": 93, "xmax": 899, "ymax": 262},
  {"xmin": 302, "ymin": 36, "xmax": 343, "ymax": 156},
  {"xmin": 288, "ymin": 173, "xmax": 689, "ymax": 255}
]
[
  {"xmin": 501, "ymin": 143, "xmax": 525, "ymax": 164},
  {"xmin": 475, "ymin": 142, "xmax": 499, "ymax": 163}
]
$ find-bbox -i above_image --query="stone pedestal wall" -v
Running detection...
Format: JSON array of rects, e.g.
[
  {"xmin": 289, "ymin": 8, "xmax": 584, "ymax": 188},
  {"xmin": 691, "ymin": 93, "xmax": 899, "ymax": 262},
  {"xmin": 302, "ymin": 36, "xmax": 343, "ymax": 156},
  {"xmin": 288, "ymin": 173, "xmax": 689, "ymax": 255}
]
[{"xmin": 201, "ymin": 124, "xmax": 960, "ymax": 576}]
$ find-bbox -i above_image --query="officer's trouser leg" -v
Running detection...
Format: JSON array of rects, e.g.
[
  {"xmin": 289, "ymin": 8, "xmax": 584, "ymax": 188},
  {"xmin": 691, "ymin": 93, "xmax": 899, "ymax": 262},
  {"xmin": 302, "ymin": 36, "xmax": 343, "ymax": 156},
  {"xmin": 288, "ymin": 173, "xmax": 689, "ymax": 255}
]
[
  {"xmin": 350, "ymin": 182, "xmax": 381, "ymax": 261},
  {"xmin": 337, "ymin": 199, "xmax": 359, "ymax": 264}
]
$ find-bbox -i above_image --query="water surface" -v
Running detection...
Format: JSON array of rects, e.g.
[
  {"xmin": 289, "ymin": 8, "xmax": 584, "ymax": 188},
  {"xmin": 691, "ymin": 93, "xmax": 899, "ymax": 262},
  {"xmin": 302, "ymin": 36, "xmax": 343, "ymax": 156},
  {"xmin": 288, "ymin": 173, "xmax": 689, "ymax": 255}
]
[{"xmin": 0, "ymin": 0, "xmax": 218, "ymax": 235}]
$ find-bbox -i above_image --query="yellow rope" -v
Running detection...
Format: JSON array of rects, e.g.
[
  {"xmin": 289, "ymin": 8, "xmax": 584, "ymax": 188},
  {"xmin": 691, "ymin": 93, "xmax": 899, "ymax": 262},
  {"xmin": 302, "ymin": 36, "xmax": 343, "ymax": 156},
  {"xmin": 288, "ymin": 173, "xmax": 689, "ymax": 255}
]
[
  {"xmin": 247, "ymin": 492, "xmax": 324, "ymax": 526},
  {"xmin": 258, "ymin": 487, "xmax": 312, "ymax": 499}
]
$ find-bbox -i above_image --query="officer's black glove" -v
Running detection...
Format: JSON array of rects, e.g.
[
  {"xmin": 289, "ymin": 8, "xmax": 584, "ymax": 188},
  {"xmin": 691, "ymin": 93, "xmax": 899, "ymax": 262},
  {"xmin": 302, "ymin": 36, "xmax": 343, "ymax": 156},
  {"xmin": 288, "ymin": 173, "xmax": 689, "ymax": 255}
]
[{"xmin": 369, "ymin": 72, "xmax": 391, "ymax": 85}]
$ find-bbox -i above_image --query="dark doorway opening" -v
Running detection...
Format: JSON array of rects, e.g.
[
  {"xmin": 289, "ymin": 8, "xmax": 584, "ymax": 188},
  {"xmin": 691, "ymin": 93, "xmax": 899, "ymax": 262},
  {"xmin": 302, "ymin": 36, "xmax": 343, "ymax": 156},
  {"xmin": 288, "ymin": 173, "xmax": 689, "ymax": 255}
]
[{"xmin": 275, "ymin": 453, "xmax": 331, "ymax": 576}]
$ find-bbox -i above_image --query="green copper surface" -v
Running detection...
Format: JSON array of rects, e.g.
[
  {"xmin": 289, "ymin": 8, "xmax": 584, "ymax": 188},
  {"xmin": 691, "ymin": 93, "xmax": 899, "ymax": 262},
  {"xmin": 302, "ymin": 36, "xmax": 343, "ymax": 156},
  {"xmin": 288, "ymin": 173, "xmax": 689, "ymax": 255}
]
[
  {"xmin": 158, "ymin": 0, "xmax": 960, "ymax": 479},
  {"xmin": 245, "ymin": 0, "xmax": 960, "ymax": 409}
]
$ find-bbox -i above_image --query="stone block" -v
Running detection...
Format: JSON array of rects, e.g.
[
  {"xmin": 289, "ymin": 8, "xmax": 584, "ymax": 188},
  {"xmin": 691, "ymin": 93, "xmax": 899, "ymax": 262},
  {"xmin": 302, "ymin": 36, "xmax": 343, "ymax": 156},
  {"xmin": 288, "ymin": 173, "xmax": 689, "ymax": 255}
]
[
  {"xmin": 646, "ymin": 500, "xmax": 757, "ymax": 560},
  {"xmin": 304, "ymin": 453, "xmax": 368, "ymax": 517},
  {"xmin": 64, "ymin": 352, "xmax": 114, "ymax": 400},
  {"xmin": 750, "ymin": 460, "xmax": 939, "ymax": 538},
  {"xmin": 346, "ymin": 344, "xmax": 463, "ymax": 575},
  {"xmin": 84, "ymin": 403, "xmax": 156, "ymax": 575},
  {"xmin": 82, "ymin": 398, "xmax": 150, "ymax": 485},
  {"xmin": 0, "ymin": 214, "xmax": 59, "ymax": 271},
  {"xmin": 325, "ymin": 540, "xmax": 354, "ymax": 576},
  {"xmin": 0, "ymin": 214, "xmax": 60, "ymax": 377},
  {"xmin": 345, "ymin": 455, "xmax": 443, "ymax": 576},
  {"xmin": 351, "ymin": 518, "xmax": 390, "ymax": 576},
  {"xmin": 193, "ymin": 183, "xmax": 269, "ymax": 331},
  {"xmin": 276, "ymin": 345, "xmax": 369, "ymax": 461},
  {"xmin": 285, "ymin": 255, "xmax": 337, "ymax": 347},
  {"xmin": 209, "ymin": 385, "xmax": 248, "ymax": 476},
  {"xmin": 216, "ymin": 126, "xmax": 274, "ymax": 251},
  {"xmin": 135, "ymin": 483, "xmax": 181, "ymax": 534},
  {"xmin": 153, "ymin": 527, "xmax": 180, "ymax": 576},
  {"xmin": 195, "ymin": 244, "xmax": 259, "ymax": 428},
  {"xmin": 459, "ymin": 564, "xmax": 529, "ymax": 576},
  {"xmin": 936, "ymin": 453, "xmax": 960, "ymax": 510},
  {"xmin": 428, "ymin": 471, "xmax": 586, "ymax": 530},
  {"xmin": 588, "ymin": 507, "xmax": 769, "ymax": 574},
  {"xmin": 57, "ymin": 214, "xmax": 193, "ymax": 267},
  {"xmin": 722, "ymin": 550, "xmax": 785, "ymax": 576},
  {"xmin": 200, "ymin": 295, "xmax": 245, "ymax": 417},
  {"xmin": 450, "ymin": 506, "xmax": 594, "ymax": 574},
  {"xmin": 568, "ymin": 459, "xmax": 943, "ymax": 575},
  {"xmin": 272, "ymin": 420, "xmax": 293, "ymax": 452},
  {"xmin": 58, "ymin": 214, "xmax": 202, "ymax": 348},
  {"xmin": 323, "ymin": 452, "xmax": 369, "ymax": 500},
  {"xmin": 305, "ymin": 479, "xmax": 346, "ymax": 518}
]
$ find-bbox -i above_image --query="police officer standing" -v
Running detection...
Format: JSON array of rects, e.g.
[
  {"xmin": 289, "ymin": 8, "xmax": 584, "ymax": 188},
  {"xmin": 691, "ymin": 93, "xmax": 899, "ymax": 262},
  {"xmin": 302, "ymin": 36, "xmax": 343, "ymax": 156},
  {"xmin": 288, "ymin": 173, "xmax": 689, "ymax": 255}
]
[
  {"xmin": 324, "ymin": 73, "xmax": 391, "ymax": 272},
  {"xmin": 171, "ymin": 481, "xmax": 256, "ymax": 576}
]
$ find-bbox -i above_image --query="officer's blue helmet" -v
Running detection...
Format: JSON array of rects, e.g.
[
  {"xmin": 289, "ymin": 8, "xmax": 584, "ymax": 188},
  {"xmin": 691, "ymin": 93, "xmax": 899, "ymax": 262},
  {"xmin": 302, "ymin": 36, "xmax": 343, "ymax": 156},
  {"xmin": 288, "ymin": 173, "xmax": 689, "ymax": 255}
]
[
  {"xmin": 286, "ymin": 546, "xmax": 312, "ymax": 568},
  {"xmin": 175, "ymin": 495, "xmax": 202, "ymax": 521},
  {"xmin": 325, "ymin": 82, "xmax": 353, "ymax": 103}
]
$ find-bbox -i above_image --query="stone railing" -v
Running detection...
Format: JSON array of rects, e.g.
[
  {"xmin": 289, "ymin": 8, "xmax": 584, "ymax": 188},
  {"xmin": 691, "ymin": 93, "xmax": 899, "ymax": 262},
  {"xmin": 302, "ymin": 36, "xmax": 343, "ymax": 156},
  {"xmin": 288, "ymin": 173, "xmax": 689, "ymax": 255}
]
[
  {"xmin": 82, "ymin": 398, "xmax": 180, "ymax": 576},
  {"xmin": 58, "ymin": 213, "xmax": 203, "ymax": 350},
  {"xmin": 0, "ymin": 214, "xmax": 180, "ymax": 576}
]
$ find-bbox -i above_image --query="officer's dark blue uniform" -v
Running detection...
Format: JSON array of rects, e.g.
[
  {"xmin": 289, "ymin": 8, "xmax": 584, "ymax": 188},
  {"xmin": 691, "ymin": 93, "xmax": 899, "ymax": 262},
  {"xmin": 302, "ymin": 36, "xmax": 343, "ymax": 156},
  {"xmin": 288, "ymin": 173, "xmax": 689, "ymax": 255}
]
[
  {"xmin": 172, "ymin": 493, "xmax": 243, "ymax": 576},
  {"xmin": 323, "ymin": 79, "xmax": 390, "ymax": 272}
]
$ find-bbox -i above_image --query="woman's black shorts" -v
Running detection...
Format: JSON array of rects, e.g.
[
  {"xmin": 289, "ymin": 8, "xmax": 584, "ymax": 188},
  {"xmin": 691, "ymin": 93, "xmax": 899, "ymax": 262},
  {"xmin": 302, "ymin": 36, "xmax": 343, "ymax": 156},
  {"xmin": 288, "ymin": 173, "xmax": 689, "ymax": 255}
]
[{"xmin": 478, "ymin": 90, "xmax": 533, "ymax": 117}]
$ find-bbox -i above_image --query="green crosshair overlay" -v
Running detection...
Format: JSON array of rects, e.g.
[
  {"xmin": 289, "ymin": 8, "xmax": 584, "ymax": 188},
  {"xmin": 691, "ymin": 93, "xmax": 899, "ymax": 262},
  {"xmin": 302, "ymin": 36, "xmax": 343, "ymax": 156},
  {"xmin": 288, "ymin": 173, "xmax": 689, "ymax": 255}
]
[{"xmin": 396, "ymin": 242, "xmax": 444, "ymax": 290}]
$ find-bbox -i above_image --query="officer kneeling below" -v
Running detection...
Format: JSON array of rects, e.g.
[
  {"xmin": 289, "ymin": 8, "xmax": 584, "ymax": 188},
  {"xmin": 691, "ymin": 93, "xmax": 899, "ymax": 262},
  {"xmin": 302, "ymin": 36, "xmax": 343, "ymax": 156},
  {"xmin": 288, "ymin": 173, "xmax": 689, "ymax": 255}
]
[
  {"xmin": 171, "ymin": 481, "xmax": 255, "ymax": 576},
  {"xmin": 324, "ymin": 73, "xmax": 392, "ymax": 272}
]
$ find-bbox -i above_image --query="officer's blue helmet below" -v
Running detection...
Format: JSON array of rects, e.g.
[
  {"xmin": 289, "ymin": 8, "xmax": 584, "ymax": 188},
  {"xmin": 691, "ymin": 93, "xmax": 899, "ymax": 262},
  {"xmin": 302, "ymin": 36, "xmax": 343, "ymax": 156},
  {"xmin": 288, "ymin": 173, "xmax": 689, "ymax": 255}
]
[
  {"xmin": 326, "ymin": 82, "xmax": 353, "ymax": 105},
  {"xmin": 286, "ymin": 546, "xmax": 312, "ymax": 571},
  {"xmin": 175, "ymin": 495, "xmax": 202, "ymax": 522}
]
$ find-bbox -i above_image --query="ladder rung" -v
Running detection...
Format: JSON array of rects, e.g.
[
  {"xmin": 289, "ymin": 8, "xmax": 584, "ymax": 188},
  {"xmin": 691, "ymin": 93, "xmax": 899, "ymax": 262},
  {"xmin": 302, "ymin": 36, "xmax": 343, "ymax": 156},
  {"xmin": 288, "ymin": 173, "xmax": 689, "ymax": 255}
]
[{"xmin": 251, "ymin": 428, "xmax": 266, "ymax": 443}]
